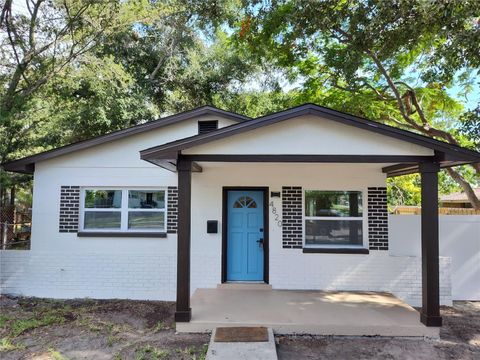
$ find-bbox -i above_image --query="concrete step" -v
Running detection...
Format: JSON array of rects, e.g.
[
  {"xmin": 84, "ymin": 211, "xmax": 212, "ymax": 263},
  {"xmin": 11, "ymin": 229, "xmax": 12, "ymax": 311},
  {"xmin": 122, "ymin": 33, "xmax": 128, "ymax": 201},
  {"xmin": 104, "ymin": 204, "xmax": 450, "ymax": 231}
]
[
  {"xmin": 216, "ymin": 283, "xmax": 272, "ymax": 290},
  {"xmin": 206, "ymin": 327, "xmax": 277, "ymax": 360}
]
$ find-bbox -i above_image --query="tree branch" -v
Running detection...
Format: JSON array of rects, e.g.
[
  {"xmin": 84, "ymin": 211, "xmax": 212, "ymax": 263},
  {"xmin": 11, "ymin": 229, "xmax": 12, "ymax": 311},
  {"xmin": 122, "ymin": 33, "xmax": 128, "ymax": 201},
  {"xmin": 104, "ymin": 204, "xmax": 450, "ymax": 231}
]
[{"xmin": 28, "ymin": 0, "xmax": 45, "ymax": 51}]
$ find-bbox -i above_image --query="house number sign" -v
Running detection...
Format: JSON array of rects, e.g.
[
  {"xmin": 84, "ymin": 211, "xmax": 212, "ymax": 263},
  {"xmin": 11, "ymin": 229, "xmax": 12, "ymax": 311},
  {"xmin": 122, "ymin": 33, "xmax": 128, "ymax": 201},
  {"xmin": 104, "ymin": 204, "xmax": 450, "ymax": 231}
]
[{"xmin": 269, "ymin": 201, "xmax": 282, "ymax": 227}]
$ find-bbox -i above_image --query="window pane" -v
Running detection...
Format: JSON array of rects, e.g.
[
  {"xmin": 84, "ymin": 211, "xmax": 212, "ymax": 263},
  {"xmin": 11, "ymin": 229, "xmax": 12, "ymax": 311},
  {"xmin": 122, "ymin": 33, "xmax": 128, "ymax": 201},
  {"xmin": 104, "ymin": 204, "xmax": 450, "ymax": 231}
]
[
  {"xmin": 305, "ymin": 219, "xmax": 363, "ymax": 246},
  {"xmin": 128, "ymin": 211, "xmax": 165, "ymax": 230},
  {"xmin": 128, "ymin": 191, "xmax": 165, "ymax": 209},
  {"xmin": 305, "ymin": 191, "xmax": 362, "ymax": 217},
  {"xmin": 84, "ymin": 190, "xmax": 122, "ymax": 209},
  {"xmin": 233, "ymin": 196, "xmax": 257, "ymax": 208},
  {"xmin": 84, "ymin": 211, "xmax": 121, "ymax": 229}
]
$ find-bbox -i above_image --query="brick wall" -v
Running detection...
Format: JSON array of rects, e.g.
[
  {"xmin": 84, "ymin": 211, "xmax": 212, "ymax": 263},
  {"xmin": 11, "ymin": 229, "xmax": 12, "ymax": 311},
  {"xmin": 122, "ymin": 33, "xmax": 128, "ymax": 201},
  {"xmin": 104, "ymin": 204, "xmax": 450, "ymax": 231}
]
[
  {"xmin": 269, "ymin": 251, "xmax": 452, "ymax": 307},
  {"xmin": 0, "ymin": 250, "xmax": 176, "ymax": 300},
  {"xmin": 0, "ymin": 250, "xmax": 452, "ymax": 307},
  {"xmin": 282, "ymin": 186, "xmax": 303, "ymax": 249},
  {"xmin": 167, "ymin": 186, "xmax": 178, "ymax": 234},
  {"xmin": 368, "ymin": 187, "xmax": 388, "ymax": 250},
  {"xmin": 59, "ymin": 186, "xmax": 80, "ymax": 233}
]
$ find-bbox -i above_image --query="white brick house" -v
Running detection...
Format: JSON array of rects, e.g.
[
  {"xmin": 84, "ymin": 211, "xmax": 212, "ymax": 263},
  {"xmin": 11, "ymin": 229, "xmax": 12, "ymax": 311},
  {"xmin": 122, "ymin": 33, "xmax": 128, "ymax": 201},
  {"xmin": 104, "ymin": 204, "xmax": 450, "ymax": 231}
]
[{"xmin": 2, "ymin": 104, "xmax": 480, "ymax": 329}]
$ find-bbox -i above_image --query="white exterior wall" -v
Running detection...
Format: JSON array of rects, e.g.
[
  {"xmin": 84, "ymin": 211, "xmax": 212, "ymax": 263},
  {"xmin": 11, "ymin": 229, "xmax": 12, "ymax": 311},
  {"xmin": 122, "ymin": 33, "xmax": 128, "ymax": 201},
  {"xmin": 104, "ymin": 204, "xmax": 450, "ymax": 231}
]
[
  {"xmin": 390, "ymin": 215, "xmax": 480, "ymax": 301},
  {"xmin": 1, "ymin": 115, "xmax": 237, "ymax": 301},
  {"xmin": 0, "ymin": 113, "xmax": 452, "ymax": 306},
  {"xmin": 31, "ymin": 115, "xmax": 236, "ymax": 253}
]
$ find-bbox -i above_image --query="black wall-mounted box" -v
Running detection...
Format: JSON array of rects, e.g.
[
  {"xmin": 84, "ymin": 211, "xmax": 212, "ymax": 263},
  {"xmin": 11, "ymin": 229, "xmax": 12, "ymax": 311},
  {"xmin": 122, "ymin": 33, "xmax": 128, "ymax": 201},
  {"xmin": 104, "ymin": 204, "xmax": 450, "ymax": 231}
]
[
  {"xmin": 207, "ymin": 220, "xmax": 218, "ymax": 234},
  {"xmin": 271, "ymin": 191, "xmax": 281, "ymax": 198}
]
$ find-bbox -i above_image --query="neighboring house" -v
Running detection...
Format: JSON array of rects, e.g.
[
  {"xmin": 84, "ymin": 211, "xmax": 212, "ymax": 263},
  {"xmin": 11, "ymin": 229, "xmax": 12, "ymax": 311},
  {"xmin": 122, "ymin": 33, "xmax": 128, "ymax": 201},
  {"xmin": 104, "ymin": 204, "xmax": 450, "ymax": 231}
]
[
  {"xmin": 440, "ymin": 188, "xmax": 480, "ymax": 208},
  {"xmin": 2, "ymin": 104, "xmax": 480, "ymax": 329}
]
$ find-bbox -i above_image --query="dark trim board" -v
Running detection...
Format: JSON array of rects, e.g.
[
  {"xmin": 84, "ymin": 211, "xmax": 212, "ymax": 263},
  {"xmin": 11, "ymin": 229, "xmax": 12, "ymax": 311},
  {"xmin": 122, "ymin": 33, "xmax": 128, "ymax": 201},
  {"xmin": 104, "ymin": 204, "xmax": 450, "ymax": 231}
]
[
  {"xmin": 184, "ymin": 154, "xmax": 436, "ymax": 163},
  {"xmin": 221, "ymin": 187, "xmax": 270, "ymax": 284},
  {"xmin": 77, "ymin": 232, "xmax": 167, "ymax": 238},
  {"xmin": 303, "ymin": 248, "xmax": 369, "ymax": 254},
  {"xmin": 147, "ymin": 154, "xmax": 443, "ymax": 173}
]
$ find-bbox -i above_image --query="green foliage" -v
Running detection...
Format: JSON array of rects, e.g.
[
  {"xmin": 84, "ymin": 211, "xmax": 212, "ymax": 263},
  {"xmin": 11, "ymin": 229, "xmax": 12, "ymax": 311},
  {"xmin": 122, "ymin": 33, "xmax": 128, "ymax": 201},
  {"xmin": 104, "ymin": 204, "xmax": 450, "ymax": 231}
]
[
  {"xmin": 0, "ymin": 338, "xmax": 25, "ymax": 352},
  {"xmin": 387, "ymin": 175, "xmax": 421, "ymax": 207},
  {"xmin": 0, "ymin": 315, "xmax": 9, "ymax": 328},
  {"xmin": 460, "ymin": 106, "xmax": 480, "ymax": 151},
  {"xmin": 9, "ymin": 313, "xmax": 64, "ymax": 337},
  {"xmin": 214, "ymin": 90, "xmax": 300, "ymax": 118},
  {"xmin": 135, "ymin": 345, "xmax": 169, "ymax": 360},
  {"xmin": 0, "ymin": 0, "xmax": 255, "ymax": 190},
  {"xmin": 48, "ymin": 348, "xmax": 68, "ymax": 360}
]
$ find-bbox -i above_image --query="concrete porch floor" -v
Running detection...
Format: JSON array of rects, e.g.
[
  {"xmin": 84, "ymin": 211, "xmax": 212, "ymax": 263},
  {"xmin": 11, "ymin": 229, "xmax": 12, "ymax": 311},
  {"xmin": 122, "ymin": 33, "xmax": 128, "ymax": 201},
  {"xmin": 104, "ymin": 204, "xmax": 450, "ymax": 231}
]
[{"xmin": 176, "ymin": 288, "xmax": 439, "ymax": 338}]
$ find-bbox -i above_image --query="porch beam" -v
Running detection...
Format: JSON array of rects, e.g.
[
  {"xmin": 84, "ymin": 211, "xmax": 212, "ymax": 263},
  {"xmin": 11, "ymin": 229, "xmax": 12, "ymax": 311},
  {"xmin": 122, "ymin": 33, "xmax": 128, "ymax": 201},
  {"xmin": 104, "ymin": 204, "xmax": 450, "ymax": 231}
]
[
  {"xmin": 383, "ymin": 151, "xmax": 444, "ymax": 176},
  {"xmin": 175, "ymin": 156, "xmax": 192, "ymax": 322},
  {"xmin": 382, "ymin": 163, "xmax": 417, "ymax": 174},
  {"xmin": 182, "ymin": 154, "xmax": 436, "ymax": 163},
  {"xmin": 385, "ymin": 160, "xmax": 473, "ymax": 178},
  {"xmin": 419, "ymin": 162, "xmax": 442, "ymax": 327}
]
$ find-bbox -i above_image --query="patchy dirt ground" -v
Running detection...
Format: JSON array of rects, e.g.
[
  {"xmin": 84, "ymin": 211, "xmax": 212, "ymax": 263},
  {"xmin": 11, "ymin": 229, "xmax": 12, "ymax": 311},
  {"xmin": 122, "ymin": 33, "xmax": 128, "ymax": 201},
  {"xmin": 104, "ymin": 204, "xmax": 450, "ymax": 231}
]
[
  {"xmin": 1, "ymin": 298, "xmax": 479, "ymax": 360},
  {"xmin": 276, "ymin": 301, "xmax": 480, "ymax": 360},
  {"xmin": 0, "ymin": 296, "xmax": 209, "ymax": 359}
]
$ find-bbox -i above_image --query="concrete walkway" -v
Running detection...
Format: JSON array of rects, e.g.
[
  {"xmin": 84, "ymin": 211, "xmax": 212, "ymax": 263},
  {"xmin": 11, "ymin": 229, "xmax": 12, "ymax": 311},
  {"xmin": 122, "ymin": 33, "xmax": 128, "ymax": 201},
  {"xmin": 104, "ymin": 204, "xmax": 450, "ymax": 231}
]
[
  {"xmin": 177, "ymin": 288, "xmax": 439, "ymax": 338},
  {"xmin": 206, "ymin": 327, "xmax": 278, "ymax": 360}
]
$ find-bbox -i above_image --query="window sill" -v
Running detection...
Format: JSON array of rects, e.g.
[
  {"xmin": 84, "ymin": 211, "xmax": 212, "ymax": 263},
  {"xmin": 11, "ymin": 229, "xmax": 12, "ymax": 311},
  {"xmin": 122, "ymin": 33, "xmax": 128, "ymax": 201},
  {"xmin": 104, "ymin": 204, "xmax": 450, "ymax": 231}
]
[
  {"xmin": 302, "ymin": 247, "xmax": 369, "ymax": 254},
  {"xmin": 77, "ymin": 232, "xmax": 167, "ymax": 238}
]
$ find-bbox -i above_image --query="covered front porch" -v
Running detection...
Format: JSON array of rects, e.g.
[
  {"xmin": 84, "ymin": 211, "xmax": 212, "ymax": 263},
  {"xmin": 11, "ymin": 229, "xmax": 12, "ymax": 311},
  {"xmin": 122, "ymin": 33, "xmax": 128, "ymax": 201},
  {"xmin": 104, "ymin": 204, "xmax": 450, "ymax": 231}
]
[
  {"xmin": 177, "ymin": 286, "xmax": 439, "ymax": 337},
  {"xmin": 138, "ymin": 104, "xmax": 480, "ymax": 333}
]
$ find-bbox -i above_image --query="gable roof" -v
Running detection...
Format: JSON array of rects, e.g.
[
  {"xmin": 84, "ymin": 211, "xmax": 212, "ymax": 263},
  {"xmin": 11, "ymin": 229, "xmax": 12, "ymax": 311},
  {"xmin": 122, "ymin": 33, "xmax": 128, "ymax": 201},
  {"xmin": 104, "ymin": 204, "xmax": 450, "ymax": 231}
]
[
  {"xmin": 2, "ymin": 106, "xmax": 250, "ymax": 173},
  {"xmin": 140, "ymin": 103, "xmax": 480, "ymax": 167}
]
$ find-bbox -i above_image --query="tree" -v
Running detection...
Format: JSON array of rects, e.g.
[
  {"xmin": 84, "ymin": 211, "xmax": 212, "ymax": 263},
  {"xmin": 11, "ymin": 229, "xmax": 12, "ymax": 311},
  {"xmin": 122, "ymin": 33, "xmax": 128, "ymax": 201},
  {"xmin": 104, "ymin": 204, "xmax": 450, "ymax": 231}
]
[
  {"xmin": 460, "ymin": 106, "xmax": 480, "ymax": 151},
  {"xmin": 0, "ymin": 0, "xmax": 255, "ymax": 186},
  {"xmin": 0, "ymin": 0, "xmax": 146, "ymax": 162},
  {"xmin": 234, "ymin": 0, "xmax": 480, "ymax": 208}
]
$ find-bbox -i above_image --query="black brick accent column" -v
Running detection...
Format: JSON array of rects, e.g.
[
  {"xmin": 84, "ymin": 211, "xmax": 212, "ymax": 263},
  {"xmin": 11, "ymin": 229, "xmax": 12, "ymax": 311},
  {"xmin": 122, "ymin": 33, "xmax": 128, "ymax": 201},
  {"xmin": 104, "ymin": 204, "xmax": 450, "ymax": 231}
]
[
  {"xmin": 167, "ymin": 186, "xmax": 178, "ymax": 234},
  {"xmin": 282, "ymin": 186, "xmax": 303, "ymax": 249},
  {"xmin": 59, "ymin": 186, "xmax": 80, "ymax": 233},
  {"xmin": 368, "ymin": 187, "xmax": 388, "ymax": 250}
]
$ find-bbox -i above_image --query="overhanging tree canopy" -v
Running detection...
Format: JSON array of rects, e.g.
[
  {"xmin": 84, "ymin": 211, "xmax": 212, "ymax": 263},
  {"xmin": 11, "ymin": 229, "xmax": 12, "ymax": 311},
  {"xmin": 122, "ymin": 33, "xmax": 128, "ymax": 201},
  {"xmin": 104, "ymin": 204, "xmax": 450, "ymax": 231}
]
[{"xmin": 233, "ymin": 0, "xmax": 480, "ymax": 208}]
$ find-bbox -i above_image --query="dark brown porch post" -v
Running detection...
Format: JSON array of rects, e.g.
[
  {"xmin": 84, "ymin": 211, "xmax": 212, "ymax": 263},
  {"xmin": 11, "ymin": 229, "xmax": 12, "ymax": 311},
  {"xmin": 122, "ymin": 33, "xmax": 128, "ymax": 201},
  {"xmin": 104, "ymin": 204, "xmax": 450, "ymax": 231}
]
[
  {"xmin": 175, "ymin": 156, "xmax": 192, "ymax": 322},
  {"xmin": 419, "ymin": 162, "xmax": 442, "ymax": 327}
]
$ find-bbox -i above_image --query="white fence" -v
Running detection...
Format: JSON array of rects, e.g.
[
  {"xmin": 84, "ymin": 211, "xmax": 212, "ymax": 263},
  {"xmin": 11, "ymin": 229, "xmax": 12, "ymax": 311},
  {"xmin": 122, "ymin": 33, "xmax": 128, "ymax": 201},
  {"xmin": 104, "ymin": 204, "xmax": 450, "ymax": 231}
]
[{"xmin": 389, "ymin": 215, "xmax": 480, "ymax": 301}]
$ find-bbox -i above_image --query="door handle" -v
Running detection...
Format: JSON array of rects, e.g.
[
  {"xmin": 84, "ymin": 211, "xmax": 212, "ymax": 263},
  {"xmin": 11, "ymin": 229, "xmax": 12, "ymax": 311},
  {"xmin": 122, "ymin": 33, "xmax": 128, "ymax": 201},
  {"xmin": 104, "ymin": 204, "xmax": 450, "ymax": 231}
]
[{"xmin": 256, "ymin": 238, "xmax": 264, "ymax": 248}]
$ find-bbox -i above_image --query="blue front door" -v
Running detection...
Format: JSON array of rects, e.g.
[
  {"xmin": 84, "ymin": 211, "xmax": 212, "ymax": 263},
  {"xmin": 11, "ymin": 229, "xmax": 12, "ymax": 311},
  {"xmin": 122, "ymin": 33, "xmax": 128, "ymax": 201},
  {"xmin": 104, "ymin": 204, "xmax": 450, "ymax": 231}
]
[{"xmin": 227, "ymin": 190, "xmax": 264, "ymax": 281}]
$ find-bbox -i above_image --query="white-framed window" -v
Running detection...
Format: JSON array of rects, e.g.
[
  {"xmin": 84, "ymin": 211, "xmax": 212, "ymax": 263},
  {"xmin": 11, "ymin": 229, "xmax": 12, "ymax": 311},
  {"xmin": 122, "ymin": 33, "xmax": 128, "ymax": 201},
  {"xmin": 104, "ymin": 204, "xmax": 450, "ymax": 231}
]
[
  {"xmin": 304, "ymin": 190, "xmax": 365, "ymax": 248},
  {"xmin": 80, "ymin": 188, "xmax": 166, "ymax": 232}
]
